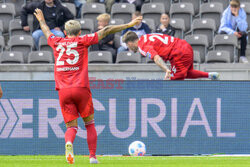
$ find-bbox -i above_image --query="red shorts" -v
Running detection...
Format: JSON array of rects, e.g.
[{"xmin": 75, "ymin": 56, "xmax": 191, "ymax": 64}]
[
  {"xmin": 58, "ymin": 87, "xmax": 94, "ymax": 123},
  {"xmin": 169, "ymin": 40, "xmax": 194, "ymax": 80}
]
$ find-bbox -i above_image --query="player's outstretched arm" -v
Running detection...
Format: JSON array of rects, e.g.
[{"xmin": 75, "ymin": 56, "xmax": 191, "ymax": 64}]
[
  {"xmin": 97, "ymin": 16, "xmax": 143, "ymax": 41},
  {"xmin": 34, "ymin": 8, "xmax": 53, "ymax": 39},
  {"xmin": 154, "ymin": 55, "xmax": 171, "ymax": 80}
]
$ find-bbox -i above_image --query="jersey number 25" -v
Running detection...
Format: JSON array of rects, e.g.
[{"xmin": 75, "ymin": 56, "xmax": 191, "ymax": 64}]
[{"xmin": 56, "ymin": 43, "xmax": 79, "ymax": 66}]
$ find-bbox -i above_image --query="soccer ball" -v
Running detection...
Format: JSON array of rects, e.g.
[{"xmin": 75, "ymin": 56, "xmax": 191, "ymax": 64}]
[{"xmin": 128, "ymin": 141, "xmax": 146, "ymax": 156}]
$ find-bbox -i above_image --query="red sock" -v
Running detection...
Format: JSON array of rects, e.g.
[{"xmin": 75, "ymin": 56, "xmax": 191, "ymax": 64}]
[
  {"xmin": 186, "ymin": 70, "xmax": 209, "ymax": 79},
  {"xmin": 85, "ymin": 120, "xmax": 97, "ymax": 158},
  {"xmin": 65, "ymin": 127, "xmax": 78, "ymax": 144}
]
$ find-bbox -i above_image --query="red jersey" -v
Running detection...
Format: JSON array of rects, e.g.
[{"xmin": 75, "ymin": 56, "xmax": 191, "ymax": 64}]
[
  {"xmin": 138, "ymin": 33, "xmax": 179, "ymax": 61},
  {"xmin": 47, "ymin": 33, "xmax": 98, "ymax": 90}
]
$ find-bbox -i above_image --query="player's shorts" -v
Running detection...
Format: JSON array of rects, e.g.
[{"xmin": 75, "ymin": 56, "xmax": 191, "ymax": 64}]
[
  {"xmin": 58, "ymin": 87, "xmax": 94, "ymax": 123},
  {"xmin": 169, "ymin": 40, "xmax": 194, "ymax": 80}
]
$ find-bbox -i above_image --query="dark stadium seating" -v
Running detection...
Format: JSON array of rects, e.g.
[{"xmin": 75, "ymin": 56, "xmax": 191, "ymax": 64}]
[
  {"xmin": 0, "ymin": 0, "xmax": 249, "ymax": 65},
  {"xmin": 0, "ymin": 51, "xmax": 24, "ymax": 64},
  {"xmin": 28, "ymin": 51, "xmax": 53, "ymax": 64},
  {"xmin": 116, "ymin": 51, "xmax": 141, "ymax": 64},
  {"xmin": 88, "ymin": 51, "xmax": 113, "ymax": 64}
]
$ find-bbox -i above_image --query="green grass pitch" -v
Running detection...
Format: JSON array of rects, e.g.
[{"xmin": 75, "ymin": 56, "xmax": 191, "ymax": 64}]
[{"xmin": 1, "ymin": 156, "xmax": 250, "ymax": 167}]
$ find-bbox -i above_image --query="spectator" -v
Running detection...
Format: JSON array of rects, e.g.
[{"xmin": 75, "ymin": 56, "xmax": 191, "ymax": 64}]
[
  {"xmin": 156, "ymin": 13, "xmax": 175, "ymax": 36},
  {"xmin": 21, "ymin": 0, "xmax": 74, "ymax": 49},
  {"xmin": 61, "ymin": 0, "xmax": 85, "ymax": 18},
  {"xmin": 218, "ymin": 0, "xmax": 248, "ymax": 63},
  {"xmin": 117, "ymin": 0, "xmax": 143, "ymax": 11},
  {"xmin": 118, "ymin": 11, "xmax": 151, "ymax": 53},
  {"xmin": 86, "ymin": 0, "xmax": 115, "ymax": 13},
  {"xmin": 91, "ymin": 13, "xmax": 116, "ymax": 62}
]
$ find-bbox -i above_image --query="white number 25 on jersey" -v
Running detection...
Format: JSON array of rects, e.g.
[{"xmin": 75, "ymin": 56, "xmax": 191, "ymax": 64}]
[{"xmin": 56, "ymin": 43, "xmax": 79, "ymax": 66}]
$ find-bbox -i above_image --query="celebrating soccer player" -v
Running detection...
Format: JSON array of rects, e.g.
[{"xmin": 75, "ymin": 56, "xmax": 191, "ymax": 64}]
[
  {"xmin": 34, "ymin": 8, "xmax": 142, "ymax": 164},
  {"xmin": 123, "ymin": 31, "xmax": 220, "ymax": 80}
]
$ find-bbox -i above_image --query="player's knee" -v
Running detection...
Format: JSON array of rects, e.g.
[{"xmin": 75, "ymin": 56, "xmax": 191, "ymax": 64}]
[
  {"xmin": 66, "ymin": 119, "xmax": 78, "ymax": 128},
  {"xmin": 83, "ymin": 114, "xmax": 94, "ymax": 124}
]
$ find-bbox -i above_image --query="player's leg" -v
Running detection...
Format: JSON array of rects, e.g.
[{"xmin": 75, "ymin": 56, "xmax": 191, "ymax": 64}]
[
  {"xmin": 74, "ymin": 87, "xmax": 98, "ymax": 164},
  {"xmin": 82, "ymin": 114, "xmax": 98, "ymax": 164},
  {"xmin": 65, "ymin": 119, "xmax": 78, "ymax": 164},
  {"xmin": 58, "ymin": 89, "xmax": 79, "ymax": 164},
  {"xmin": 32, "ymin": 29, "xmax": 44, "ymax": 49}
]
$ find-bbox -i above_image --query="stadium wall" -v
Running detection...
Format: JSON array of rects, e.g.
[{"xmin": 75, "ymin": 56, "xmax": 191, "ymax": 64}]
[
  {"xmin": 0, "ymin": 81, "xmax": 249, "ymax": 155},
  {"xmin": 1, "ymin": 64, "xmax": 250, "ymax": 80}
]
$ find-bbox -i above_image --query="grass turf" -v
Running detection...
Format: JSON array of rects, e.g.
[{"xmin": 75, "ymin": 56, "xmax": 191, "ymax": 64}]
[{"xmin": 1, "ymin": 156, "xmax": 250, "ymax": 167}]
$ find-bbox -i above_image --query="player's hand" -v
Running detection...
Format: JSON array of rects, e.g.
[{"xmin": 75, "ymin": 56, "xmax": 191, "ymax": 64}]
[
  {"xmin": 164, "ymin": 70, "xmax": 171, "ymax": 80},
  {"xmin": 23, "ymin": 26, "xmax": 30, "ymax": 32},
  {"xmin": 34, "ymin": 8, "xmax": 45, "ymax": 22},
  {"xmin": 234, "ymin": 31, "xmax": 242, "ymax": 38},
  {"xmin": 128, "ymin": 16, "xmax": 143, "ymax": 27},
  {"xmin": 54, "ymin": 27, "xmax": 61, "ymax": 31}
]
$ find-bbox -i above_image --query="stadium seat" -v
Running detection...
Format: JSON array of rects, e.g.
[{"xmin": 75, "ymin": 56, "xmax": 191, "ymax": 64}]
[
  {"xmin": 81, "ymin": 3, "xmax": 105, "ymax": 27},
  {"xmin": 0, "ymin": 3, "xmax": 15, "ymax": 33},
  {"xmin": 28, "ymin": 51, "xmax": 53, "ymax": 64},
  {"xmin": 179, "ymin": 0, "xmax": 200, "ymax": 16},
  {"xmin": 170, "ymin": 3, "xmax": 195, "ymax": 33},
  {"xmin": 77, "ymin": 19, "xmax": 94, "ymax": 35},
  {"xmin": 213, "ymin": 34, "xmax": 238, "ymax": 63},
  {"xmin": 114, "ymin": 33, "xmax": 121, "ymax": 49},
  {"xmin": 88, "ymin": 51, "xmax": 113, "ymax": 64},
  {"xmin": 170, "ymin": 18, "xmax": 185, "ymax": 39},
  {"xmin": 185, "ymin": 34, "xmax": 208, "ymax": 63},
  {"xmin": 150, "ymin": 0, "xmax": 171, "ymax": 13},
  {"xmin": 39, "ymin": 36, "xmax": 53, "ymax": 54},
  {"xmin": 110, "ymin": 19, "xmax": 124, "ymax": 35},
  {"xmin": 8, "ymin": 35, "xmax": 34, "ymax": 63},
  {"xmin": 0, "ymin": 20, "xmax": 3, "ymax": 35},
  {"xmin": 27, "ymin": 14, "xmax": 34, "ymax": 33},
  {"xmin": 116, "ymin": 51, "xmax": 141, "ymax": 63},
  {"xmin": 193, "ymin": 50, "xmax": 201, "ymax": 63},
  {"xmin": 111, "ymin": 3, "xmax": 135, "ymax": 24},
  {"xmin": 192, "ymin": 18, "xmax": 216, "ymax": 47},
  {"xmin": 206, "ymin": 50, "xmax": 231, "ymax": 63},
  {"xmin": 200, "ymin": 2, "xmax": 223, "ymax": 30},
  {"xmin": 4, "ymin": 0, "xmax": 25, "ymax": 17},
  {"xmin": 0, "ymin": 51, "xmax": 24, "ymax": 64},
  {"xmin": 0, "ymin": 36, "xmax": 4, "ymax": 52},
  {"xmin": 142, "ymin": 18, "xmax": 156, "ymax": 32},
  {"xmin": 141, "ymin": 3, "xmax": 165, "ymax": 27},
  {"xmin": 62, "ymin": 3, "xmax": 76, "ymax": 18},
  {"xmin": 9, "ymin": 19, "xmax": 30, "ymax": 36},
  {"xmin": 209, "ymin": 0, "xmax": 229, "ymax": 9},
  {"xmin": 240, "ymin": 2, "xmax": 250, "ymax": 31}
]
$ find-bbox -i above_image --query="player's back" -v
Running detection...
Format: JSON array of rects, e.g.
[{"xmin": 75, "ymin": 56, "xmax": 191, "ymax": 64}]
[
  {"xmin": 47, "ymin": 33, "xmax": 98, "ymax": 90},
  {"xmin": 138, "ymin": 33, "xmax": 180, "ymax": 61}
]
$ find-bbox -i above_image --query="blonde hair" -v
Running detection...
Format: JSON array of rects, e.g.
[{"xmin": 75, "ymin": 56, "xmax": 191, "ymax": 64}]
[
  {"xmin": 64, "ymin": 20, "xmax": 81, "ymax": 36},
  {"xmin": 97, "ymin": 13, "xmax": 110, "ymax": 22}
]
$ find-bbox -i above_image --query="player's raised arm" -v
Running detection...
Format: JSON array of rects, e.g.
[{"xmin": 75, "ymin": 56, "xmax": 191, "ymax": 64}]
[
  {"xmin": 153, "ymin": 55, "xmax": 171, "ymax": 80},
  {"xmin": 34, "ymin": 8, "xmax": 53, "ymax": 39},
  {"xmin": 97, "ymin": 16, "xmax": 143, "ymax": 41}
]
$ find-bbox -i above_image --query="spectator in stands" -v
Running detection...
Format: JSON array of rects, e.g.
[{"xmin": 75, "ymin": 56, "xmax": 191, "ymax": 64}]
[
  {"xmin": 116, "ymin": 0, "xmax": 143, "ymax": 11},
  {"xmin": 218, "ymin": 0, "xmax": 248, "ymax": 63},
  {"xmin": 156, "ymin": 13, "xmax": 175, "ymax": 36},
  {"xmin": 86, "ymin": 0, "xmax": 115, "ymax": 13},
  {"xmin": 21, "ymin": 0, "xmax": 74, "ymax": 49},
  {"xmin": 118, "ymin": 11, "xmax": 151, "ymax": 53},
  {"xmin": 61, "ymin": 0, "xmax": 84, "ymax": 18},
  {"xmin": 91, "ymin": 13, "xmax": 116, "ymax": 62}
]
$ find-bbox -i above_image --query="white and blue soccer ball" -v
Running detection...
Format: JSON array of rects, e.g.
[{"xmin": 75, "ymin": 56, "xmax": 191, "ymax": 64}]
[{"xmin": 128, "ymin": 141, "xmax": 146, "ymax": 156}]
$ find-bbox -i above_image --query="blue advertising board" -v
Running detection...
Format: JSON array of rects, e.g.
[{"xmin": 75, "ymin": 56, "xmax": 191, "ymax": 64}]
[{"xmin": 0, "ymin": 81, "xmax": 249, "ymax": 155}]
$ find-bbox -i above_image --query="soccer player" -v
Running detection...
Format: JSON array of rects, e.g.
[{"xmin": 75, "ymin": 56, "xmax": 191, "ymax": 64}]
[
  {"xmin": 34, "ymin": 9, "xmax": 142, "ymax": 164},
  {"xmin": 122, "ymin": 31, "xmax": 220, "ymax": 80}
]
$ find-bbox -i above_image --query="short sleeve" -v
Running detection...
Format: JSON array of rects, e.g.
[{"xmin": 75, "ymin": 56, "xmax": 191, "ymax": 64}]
[
  {"xmin": 79, "ymin": 32, "xmax": 99, "ymax": 47},
  {"xmin": 47, "ymin": 34, "xmax": 63, "ymax": 48},
  {"xmin": 138, "ymin": 45, "xmax": 158, "ymax": 60}
]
